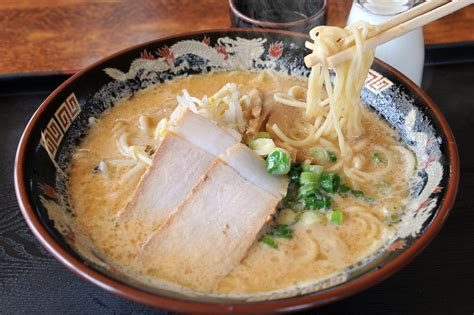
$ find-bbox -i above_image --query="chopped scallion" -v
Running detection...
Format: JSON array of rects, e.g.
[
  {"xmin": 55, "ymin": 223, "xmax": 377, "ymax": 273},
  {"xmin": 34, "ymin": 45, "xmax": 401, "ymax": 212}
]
[
  {"xmin": 372, "ymin": 153, "xmax": 383, "ymax": 163},
  {"xmin": 288, "ymin": 164, "xmax": 302, "ymax": 182},
  {"xmin": 272, "ymin": 224, "xmax": 293, "ymax": 239},
  {"xmin": 324, "ymin": 195, "xmax": 332, "ymax": 209},
  {"xmin": 299, "ymin": 183, "xmax": 319, "ymax": 197},
  {"xmin": 259, "ymin": 235, "xmax": 277, "ymax": 248},
  {"xmin": 351, "ymin": 190, "xmax": 365, "ymax": 198},
  {"xmin": 249, "ymin": 138, "xmax": 275, "ymax": 156},
  {"xmin": 330, "ymin": 210, "xmax": 344, "ymax": 225},
  {"xmin": 266, "ymin": 148, "xmax": 291, "ymax": 175},
  {"xmin": 320, "ymin": 173, "xmax": 341, "ymax": 193},
  {"xmin": 339, "ymin": 184, "xmax": 351, "ymax": 194},
  {"xmin": 300, "ymin": 171, "xmax": 321, "ymax": 186},
  {"xmin": 303, "ymin": 195, "xmax": 325, "ymax": 209},
  {"xmin": 328, "ymin": 151, "xmax": 337, "ymax": 162},
  {"xmin": 351, "ymin": 189, "xmax": 374, "ymax": 203},
  {"xmin": 309, "ymin": 147, "xmax": 337, "ymax": 163},
  {"xmin": 301, "ymin": 164, "xmax": 324, "ymax": 175},
  {"xmin": 309, "ymin": 147, "xmax": 329, "ymax": 163},
  {"xmin": 302, "ymin": 192, "xmax": 330, "ymax": 210}
]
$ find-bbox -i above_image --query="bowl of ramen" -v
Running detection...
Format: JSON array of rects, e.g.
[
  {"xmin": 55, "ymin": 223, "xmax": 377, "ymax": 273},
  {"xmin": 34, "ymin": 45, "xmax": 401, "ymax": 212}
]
[{"xmin": 15, "ymin": 28, "xmax": 459, "ymax": 313}]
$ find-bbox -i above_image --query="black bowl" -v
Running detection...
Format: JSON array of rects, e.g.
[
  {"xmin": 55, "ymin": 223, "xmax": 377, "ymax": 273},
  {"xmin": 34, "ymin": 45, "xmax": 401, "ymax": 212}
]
[{"xmin": 15, "ymin": 29, "xmax": 459, "ymax": 313}]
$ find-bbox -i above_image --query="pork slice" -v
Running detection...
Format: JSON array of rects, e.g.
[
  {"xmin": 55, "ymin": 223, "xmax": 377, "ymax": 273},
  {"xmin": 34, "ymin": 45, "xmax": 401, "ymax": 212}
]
[
  {"xmin": 137, "ymin": 160, "xmax": 279, "ymax": 291},
  {"xmin": 118, "ymin": 110, "xmax": 241, "ymax": 230},
  {"xmin": 117, "ymin": 132, "xmax": 214, "ymax": 230},
  {"xmin": 220, "ymin": 143, "xmax": 289, "ymax": 198},
  {"xmin": 170, "ymin": 108, "xmax": 241, "ymax": 157}
]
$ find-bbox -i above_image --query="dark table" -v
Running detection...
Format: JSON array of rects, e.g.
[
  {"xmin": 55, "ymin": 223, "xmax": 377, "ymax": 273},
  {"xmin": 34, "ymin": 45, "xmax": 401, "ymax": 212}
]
[{"xmin": 1, "ymin": 50, "xmax": 473, "ymax": 313}]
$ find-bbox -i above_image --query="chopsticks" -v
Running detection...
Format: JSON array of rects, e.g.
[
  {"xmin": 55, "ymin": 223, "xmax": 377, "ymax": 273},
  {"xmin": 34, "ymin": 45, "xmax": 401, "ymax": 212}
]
[{"xmin": 304, "ymin": 0, "xmax": 473, "ymax": 68}]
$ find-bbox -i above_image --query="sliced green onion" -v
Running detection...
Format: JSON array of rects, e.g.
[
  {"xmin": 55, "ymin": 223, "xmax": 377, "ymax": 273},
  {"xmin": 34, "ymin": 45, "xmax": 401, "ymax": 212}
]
[
  {"xmin": 339, "ymin": 184, "xmax": 351, "ymax": 194},
  {"xmin": 309, "ymin": 147, "xmax": 337, "ymax": 163},
  {"xmin": 330, "ymin": 210, "xmax": 344, "ymax": 225},
  {"xmin": 266, "ymin": 148, "xmax": 291, "ymax": 175},
  {"xmin": 309, "ymin": 147, "xmax": 328, "ymax": 162},
  {"xmin": 249, "ymin": 138, "xmax": 276, "ymax": 156},
  {"xmin": 288, "ymin": 164, "xmax": 302, "ymax": 182},
  {"xmin": 304, "ymin": 197, "xmax": 325, "ymax": 210},
  {"xmin": 324, "ymin": 195, "xmax": 332, "ymax": 209},
  {"xmin": 302, "ymin": 193, "xmax": 326, "ymax": 209},
  {"xmin": 259, "ymin": 235, "xmax": 277, "ymax": 249},
  {"xmin": 352, "ymin": 190, "xmax": 365, "ymax": 198},
  {"xmin": 272, "ymin": 224, "xmax": 293, "ymax": 239},
  {"xmin": 300, "ymin": 171, "xmax": 321, "ymax": 185},
  {"xmin": 299, "ymin": 183, "xmax": 319, "ymax": 197},
  {"xmin": 320, "ymin": 173, "xmax": 341, "ymax": 193},
  {"xmin": 301, "ymin": 164, "xmax": 324, "ymax": 175},
  {"xmin": 372, "ymin": 153, "xmax": 383, "ymax": 163},
  {"xmin": 350, "ymin": 189, "xmax": 374, "ymax": 203},
  {"xmin": 289, "ymin": 170, "xmax": 300, "ymax": 182}
]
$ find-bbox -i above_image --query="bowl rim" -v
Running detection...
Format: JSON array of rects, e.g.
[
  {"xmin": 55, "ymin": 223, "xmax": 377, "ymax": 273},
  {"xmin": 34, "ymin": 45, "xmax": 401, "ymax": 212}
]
[
  {"xmin": 14, "ymin": 28, "xmax": 459, "ymax": 313},
  {"xmin": 228, "ymin": 0, "xmax": 327, "ymax": 28}
]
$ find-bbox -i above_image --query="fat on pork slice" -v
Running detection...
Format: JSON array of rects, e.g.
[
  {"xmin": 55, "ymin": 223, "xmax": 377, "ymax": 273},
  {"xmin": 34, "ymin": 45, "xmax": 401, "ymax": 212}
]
[
  {"xmin": 137, "ymin": 143, "xmax": 289, "ymax": 292},
  {"xmin": 117, "ymin": 109, "xmax": 241, "ymax": 231}
]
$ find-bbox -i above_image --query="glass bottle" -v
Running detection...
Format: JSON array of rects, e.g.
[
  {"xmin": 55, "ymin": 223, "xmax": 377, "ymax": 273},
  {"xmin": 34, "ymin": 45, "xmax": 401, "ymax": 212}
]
[{"xmin": 347, "ymin": 0, "xmax": 424, "ymax": 86}]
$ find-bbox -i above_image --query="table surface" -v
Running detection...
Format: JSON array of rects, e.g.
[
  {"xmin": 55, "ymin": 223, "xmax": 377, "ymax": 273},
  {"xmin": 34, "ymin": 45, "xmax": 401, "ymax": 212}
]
[
  {"xmin": 0, "ymin": 0, "xmax": 473, "ymax": 75},
  {"xmin": 1, "ymin": 58, "xmax": 473, "ymax": 313},
  {"xmin": 1, "ymin": 1, "xmax": 474, "ymax": 313}
]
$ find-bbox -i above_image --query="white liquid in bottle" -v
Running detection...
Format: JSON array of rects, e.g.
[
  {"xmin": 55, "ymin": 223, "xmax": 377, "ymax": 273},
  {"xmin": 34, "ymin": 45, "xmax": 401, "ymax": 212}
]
[{"xmin": 347, "ymin": 0, "xmax": 424, "ymax": 86}]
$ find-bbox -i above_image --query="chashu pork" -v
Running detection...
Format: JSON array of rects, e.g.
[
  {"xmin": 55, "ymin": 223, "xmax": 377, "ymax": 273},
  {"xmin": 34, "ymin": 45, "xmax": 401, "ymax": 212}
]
[
  {"xmin": 220, "ymin": 143, "xmax": 288, "ymax": 198},
  {"xmin": 117, "ymin": 132, "xmax": 213, "ymax": 229},
  {"xmin": 137, "ymin": 144, "xmax": 288, "ymax": 292},
  {"xmin": 118, "ymin": 109, "xmax": 241, "ymax": 230}
]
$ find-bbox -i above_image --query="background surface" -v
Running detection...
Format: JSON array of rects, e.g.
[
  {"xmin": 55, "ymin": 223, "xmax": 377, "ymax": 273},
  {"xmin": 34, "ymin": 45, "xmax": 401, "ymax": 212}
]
[
  {"xmin": 0, "ymin": 0, "xmax": 473, "ymax": 74},
  {"xmin": 1, "ymin": 0, "xmax": 473, "ymax": 313}
]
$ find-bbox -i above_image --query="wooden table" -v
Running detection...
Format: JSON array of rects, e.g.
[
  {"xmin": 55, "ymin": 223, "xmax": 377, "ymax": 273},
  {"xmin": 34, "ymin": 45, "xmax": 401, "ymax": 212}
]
[{"xmin": 0, "ymin": 0, "xmax": 473, "ymax": 74}]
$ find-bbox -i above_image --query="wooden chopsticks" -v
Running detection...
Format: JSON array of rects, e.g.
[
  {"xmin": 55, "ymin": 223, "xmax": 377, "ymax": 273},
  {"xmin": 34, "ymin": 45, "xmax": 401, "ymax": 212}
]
[{"xmin": 304, "ymin": 0, "xmax": 473, "ymax": 68}]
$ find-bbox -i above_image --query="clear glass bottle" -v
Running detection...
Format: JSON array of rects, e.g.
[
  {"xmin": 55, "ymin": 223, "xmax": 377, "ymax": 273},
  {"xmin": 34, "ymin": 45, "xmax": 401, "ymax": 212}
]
[{"xmin": 347, "ymin": 0, "xmax": 424, "ymax": 86}]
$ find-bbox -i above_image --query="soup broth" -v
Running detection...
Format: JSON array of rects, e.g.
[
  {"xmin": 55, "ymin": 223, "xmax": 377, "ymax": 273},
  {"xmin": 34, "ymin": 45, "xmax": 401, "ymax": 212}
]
[{"xmin": 68, "ymin": 70, "xmax": 410, "ymax": 296}]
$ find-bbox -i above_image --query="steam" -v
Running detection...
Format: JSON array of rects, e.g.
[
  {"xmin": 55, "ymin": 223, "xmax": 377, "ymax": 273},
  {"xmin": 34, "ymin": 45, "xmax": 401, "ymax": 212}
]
[{"xmin": 236, "ymin": 0, "xmax": 325, "ymax": 23}]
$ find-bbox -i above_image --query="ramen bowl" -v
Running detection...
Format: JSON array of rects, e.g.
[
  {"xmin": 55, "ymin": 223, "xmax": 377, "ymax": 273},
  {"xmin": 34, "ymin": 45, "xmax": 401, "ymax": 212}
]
[{"xmin": 14, "ymin": 29, "xmax": 459, "ymax": 313}]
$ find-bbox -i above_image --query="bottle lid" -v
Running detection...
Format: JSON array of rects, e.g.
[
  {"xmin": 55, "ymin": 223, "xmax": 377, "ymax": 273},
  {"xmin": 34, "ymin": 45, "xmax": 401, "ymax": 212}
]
[{"xmin": 355, "ymin": 0, "xmax": 421, "ymax": 16}]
